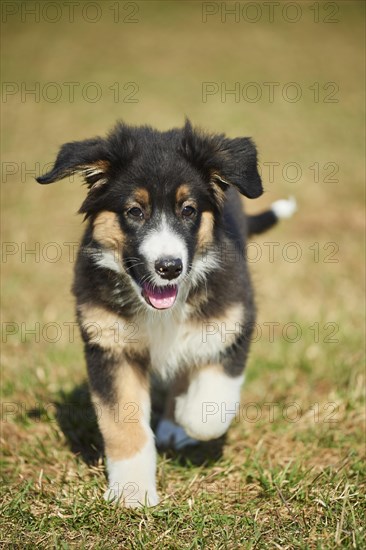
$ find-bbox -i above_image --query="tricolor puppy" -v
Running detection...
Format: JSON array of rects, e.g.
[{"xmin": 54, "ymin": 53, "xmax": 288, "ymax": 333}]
[{"xmin": 37, "ymin": 120, "xmax": 296, "ymax": 508}]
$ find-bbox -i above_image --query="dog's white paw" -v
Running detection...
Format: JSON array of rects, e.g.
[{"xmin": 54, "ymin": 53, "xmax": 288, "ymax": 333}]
[
  {"xmin": 175, "ymin": 369, "xmax": 244, "ymax": 441},
  {"xmin": 104, "ymin": 439, "xmax": 159, "ymax": 508},
  {"xmin": 104, "ymin": 483, "xmax": 159, "ymax": 508},
  {"xmin": 155, "ymin": 418, "xmax": 199, "ymax": 450}
]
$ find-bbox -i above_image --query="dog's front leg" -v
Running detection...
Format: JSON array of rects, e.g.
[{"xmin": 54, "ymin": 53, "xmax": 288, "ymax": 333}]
[
  {"xmin": 175, "ymin": 365, "xmax": 244, "ymax": 441},
  {"xmin": 85, "ymin": 345, "xmax": 158, "ymax": 508}
]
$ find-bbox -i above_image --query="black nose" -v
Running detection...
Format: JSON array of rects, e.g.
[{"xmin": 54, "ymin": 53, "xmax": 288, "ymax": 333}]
[{"xmin": 155, "ymin": 258, "xmax": 183, "ymax": 280}]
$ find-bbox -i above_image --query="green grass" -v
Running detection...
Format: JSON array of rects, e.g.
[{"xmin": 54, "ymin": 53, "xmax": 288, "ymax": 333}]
[{"xmin": 1, "ymin": 1, "xmax": 365, "ymax": 548}]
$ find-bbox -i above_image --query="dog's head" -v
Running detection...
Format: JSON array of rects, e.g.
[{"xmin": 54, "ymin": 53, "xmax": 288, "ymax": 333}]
[{"xmin": 37, "ymin": 120, "xmax": 262, "ymax": 310}]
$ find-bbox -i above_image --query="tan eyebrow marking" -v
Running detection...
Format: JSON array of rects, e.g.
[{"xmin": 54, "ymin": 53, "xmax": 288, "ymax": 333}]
[
  {"xmin": 176, "ymin": 184, "xmax": 191, "ymax": 204},
  {"xmin": 133, "ymin": 188, "xmax": 150, "ymax": 208}
]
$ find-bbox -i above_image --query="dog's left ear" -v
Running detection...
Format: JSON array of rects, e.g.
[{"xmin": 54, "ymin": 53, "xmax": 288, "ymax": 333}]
[
  {"xmin": 181, "ymin": 120, "xmax": 263, "ymax": 199},
  {"xmin": 36, "ymin": 137, "xmax": 110, "ymax": 189}
]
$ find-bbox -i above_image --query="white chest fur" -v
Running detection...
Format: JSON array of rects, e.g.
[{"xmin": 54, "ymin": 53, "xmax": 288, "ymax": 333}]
[{"xmin": 136, "ymin": 303, "xmax": 244, "ymax": 378}]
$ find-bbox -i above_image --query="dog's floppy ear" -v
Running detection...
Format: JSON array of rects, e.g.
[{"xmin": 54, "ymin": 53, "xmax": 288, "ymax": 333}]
[
  {"xmin": 181, "ymin": 119, "xmax": 263, "ymax": 199},
  {"xmin": 36, "ymin": 137, "xmax": 110, "ymax": 188}
]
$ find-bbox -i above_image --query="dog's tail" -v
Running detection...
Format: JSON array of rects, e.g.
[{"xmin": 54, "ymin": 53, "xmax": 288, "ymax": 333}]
[{"xmin": 247, "ymin": 197, "xmax": 297, "ymax": 236}]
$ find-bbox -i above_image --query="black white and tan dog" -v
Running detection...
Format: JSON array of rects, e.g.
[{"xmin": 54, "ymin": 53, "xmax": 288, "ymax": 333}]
[{"xmin": 37, "ymin": 120, "xmax": 296, "ymax": 507}]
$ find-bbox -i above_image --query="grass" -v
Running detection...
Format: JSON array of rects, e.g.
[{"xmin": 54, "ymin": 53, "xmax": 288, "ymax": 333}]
[{"xmin": 1, "ymin": 1, "xmax": 365, "ymax": 548}]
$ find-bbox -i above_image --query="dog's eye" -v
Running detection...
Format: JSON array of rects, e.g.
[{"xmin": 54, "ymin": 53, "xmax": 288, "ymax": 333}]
[
  {"xmin": 127, "ymin": 207, "xmax": 144, "ymax": 220},
  {"xmin": 181, "ymin": 205, "xmax": 196, "ymax": 218}
]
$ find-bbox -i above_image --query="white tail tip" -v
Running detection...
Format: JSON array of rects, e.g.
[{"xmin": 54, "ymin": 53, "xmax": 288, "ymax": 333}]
[{"xmin": 271, "ymin": 196, "xmax": 297, "ymax": 219}]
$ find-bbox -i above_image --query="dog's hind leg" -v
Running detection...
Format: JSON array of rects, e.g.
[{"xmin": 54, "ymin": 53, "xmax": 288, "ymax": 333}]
[
  {"xmin": 155, "ymin": 370, "xmax": 199, "ymax": 450},
  {"xmin": 174, "ymin": 365, "xmax": 244, "ymax": 441}
]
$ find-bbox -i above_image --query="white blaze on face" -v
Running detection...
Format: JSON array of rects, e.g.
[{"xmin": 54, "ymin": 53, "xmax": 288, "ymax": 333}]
[{"xmin": 139, "ymin": 215, "xmax": 188, "ymax": 286}]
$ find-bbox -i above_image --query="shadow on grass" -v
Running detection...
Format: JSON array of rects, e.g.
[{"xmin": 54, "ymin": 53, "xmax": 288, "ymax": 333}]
[
  {"xmin": 157, "ymin": 436, "xmax": 226, "ymax": 468},
  {"xmin": 28, "ymin": 381, "xmax": 226, "ymax": 469},
  {"xmin": 54, "ymin": 382, "xmax": 104, "ymax": 466},
  {"xmin": 151, "ymin": 379, "xmax": 226, "ymax": 467}
]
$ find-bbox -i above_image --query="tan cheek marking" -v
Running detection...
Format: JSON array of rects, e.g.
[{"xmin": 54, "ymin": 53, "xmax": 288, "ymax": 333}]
[
  {"xmin": 92, "ymin": 364, "xmax": 149, "ymax": 460},
  {"xmin": 197, "ymin": 211, "xmax": 214, "ymax": 249},
  {"xmin": 176, "ymin": 184, "xmax": 191, "ymax": 203},
  {"xmin": 93, "ymin": 211, "xmax": 124, "ymax": 250}
]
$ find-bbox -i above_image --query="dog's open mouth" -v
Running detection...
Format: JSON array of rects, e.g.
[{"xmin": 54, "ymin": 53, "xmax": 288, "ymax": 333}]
[{"xmin": 142, "ymin": 283, "xmax": 178, "ymax": 310}]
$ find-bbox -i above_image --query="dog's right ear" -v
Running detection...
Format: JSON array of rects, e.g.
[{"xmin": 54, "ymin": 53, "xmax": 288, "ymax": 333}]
[{"xmin": 36, "ymin": 138, "xmax": 111, "ymax": 189}]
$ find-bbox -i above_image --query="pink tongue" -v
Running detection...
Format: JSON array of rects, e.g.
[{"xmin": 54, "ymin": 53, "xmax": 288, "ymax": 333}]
[{"xmin": 143, "ymin": 284, "xmax": 178, "ymax": 309}]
